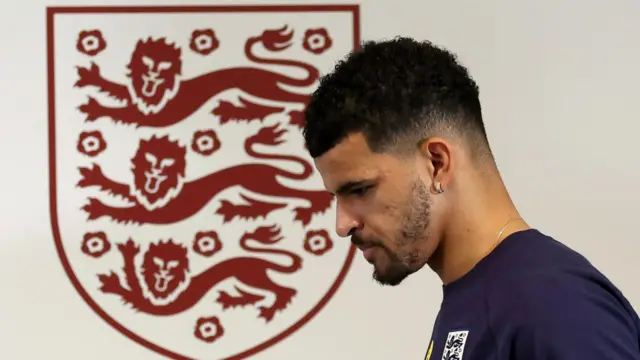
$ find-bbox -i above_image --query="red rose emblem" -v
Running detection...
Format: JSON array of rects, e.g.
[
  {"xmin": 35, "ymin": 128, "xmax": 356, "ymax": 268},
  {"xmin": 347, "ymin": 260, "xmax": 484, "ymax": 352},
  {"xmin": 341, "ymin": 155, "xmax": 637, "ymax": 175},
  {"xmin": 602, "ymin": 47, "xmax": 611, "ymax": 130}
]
[
  {"xmin": 191, "ymin": 129, "xmax": 221, "ymax": 156},
  {"xmin": 194, "ymin": 316, "xmax": 224, "ymax": 343},
  {"xmin": 189, "ymin": 29, "xmax": 220, "ymax": 56},
  {"xmin": 303, "ymin": 229, "xmax": 334, "ymax": 256},
  {"xmin": 193, "ymin": 231, "xmax": 222, "ymax": 257},
  {"xmin": 76, "ymin": 30, "xmax": 107, "ymax": 56},
  {"xmin": 81, "ymin": 231, "xmax": 111, "ymax": 258},
  {"xmin": 302, "ymin": 28, "xmax": 333, "ymax": 55},
  {"xmin": 77, "ymin": 130, "xmax": 107, "ymax": 157}
]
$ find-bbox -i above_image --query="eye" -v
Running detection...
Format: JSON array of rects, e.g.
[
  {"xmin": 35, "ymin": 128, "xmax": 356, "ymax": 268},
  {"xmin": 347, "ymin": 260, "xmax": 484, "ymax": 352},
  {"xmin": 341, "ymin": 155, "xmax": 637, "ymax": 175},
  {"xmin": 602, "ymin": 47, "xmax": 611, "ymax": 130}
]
[
  {"xmin": 145, "ymin": 152, "xmax": 158, "ymax": 166},
  {"xmin": 351, "ymin": 185, "xmax": 372, "ymax": 198},
  {"xmin": 157, "ymin": 61, "xmax": 172, "ymax": 71},
  {"xmin": 160, "ymin": 158, "xmax": 175, "ymax": 168},
  {"xmin": 142, "ymin": 55, "xmax": 154, "ymax": 69},
  {"xmin": 153, "ymin": 257, "xmax": 164, "ymax": 268}
]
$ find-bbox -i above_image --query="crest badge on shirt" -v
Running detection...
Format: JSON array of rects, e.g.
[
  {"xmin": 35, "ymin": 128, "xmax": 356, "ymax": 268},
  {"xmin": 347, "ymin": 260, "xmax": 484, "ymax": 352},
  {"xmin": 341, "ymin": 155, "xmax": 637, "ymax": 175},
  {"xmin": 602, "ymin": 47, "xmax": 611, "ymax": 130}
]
[{"xmin": 442, "ymin": 330, "xmax": 469, "ymax": 360}]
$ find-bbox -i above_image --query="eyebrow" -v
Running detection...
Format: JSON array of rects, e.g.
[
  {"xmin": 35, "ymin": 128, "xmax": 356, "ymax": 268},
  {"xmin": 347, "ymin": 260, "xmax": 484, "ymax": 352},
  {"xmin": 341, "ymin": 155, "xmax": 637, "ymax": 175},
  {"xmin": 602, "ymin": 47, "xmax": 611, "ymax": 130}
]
[{"xmin": 333, "ymin": 180, "xmax": 371, "ymax": 196}]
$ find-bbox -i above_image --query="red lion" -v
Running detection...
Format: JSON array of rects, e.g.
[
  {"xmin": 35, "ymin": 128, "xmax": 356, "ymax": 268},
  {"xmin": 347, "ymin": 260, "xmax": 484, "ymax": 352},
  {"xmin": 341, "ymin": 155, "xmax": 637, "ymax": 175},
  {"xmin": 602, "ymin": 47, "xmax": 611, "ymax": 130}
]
[
  {"xmin": 75, "ymin": 25, "xmax": 318, "ymax": 128},
  {"xmin": 77, "ymin": 124, "xmax": 332, "ymax": 226},
  {"xmin": 98, "ymin": 225, "xmax": 301, "ymax": 321}
]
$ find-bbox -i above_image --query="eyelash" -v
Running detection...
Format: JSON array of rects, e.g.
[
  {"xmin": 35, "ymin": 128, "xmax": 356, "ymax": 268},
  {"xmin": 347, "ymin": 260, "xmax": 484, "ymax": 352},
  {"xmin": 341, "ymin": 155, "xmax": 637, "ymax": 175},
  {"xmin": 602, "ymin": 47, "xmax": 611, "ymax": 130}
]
[{"xmin": 352, "ymin": 186, "xmax": 371, "ymax": 197}]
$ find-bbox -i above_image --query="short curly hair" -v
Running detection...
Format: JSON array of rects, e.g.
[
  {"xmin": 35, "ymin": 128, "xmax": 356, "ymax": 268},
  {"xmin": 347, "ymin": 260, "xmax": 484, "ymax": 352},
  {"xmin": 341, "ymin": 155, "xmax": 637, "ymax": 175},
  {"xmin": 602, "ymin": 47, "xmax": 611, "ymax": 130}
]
[{"xmin": 303, "ymin": 37, "xmax": 491, "ymax": 160}]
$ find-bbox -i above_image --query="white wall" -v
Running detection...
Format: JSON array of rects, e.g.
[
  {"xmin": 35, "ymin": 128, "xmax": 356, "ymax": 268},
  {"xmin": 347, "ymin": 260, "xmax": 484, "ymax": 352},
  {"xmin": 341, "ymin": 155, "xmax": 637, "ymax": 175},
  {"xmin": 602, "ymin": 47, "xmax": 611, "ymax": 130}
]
[{"xmin": 1, "ymin": 0, "xmax": 639, "ymax": 359}]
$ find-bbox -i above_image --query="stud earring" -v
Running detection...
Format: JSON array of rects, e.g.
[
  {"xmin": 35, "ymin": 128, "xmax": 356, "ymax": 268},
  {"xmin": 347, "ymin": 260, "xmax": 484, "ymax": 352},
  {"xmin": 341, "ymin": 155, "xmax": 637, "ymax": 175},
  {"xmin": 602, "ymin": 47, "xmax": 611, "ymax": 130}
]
[{"xmin": 435, "ymin": 182, "xmax": 444, "ymax": 194}]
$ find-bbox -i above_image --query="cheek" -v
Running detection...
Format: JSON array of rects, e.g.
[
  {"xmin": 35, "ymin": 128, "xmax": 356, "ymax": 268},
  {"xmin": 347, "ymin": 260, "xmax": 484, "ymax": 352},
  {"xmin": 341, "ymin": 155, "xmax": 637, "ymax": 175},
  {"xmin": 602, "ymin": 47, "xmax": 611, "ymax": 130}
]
[
  {"xmin": 161, "ymin": 72, "xmax": 174, "ymax": 83},
  {"xmin": 356, "ymin": 199, "xmax": 402, "ymax": 239}
]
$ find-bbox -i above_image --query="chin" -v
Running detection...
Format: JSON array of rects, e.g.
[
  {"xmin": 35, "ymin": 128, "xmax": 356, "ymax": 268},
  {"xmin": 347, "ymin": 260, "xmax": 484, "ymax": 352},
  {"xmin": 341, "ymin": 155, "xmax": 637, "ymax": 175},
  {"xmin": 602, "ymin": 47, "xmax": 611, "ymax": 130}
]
[{"xmin": 372, "ymin": 266, "xmax": 413, "ymax": 286}]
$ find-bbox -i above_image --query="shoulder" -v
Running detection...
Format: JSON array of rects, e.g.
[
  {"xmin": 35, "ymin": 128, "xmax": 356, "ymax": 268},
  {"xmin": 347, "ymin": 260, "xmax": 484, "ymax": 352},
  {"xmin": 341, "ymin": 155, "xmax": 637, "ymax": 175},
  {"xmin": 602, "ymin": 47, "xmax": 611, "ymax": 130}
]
[
  {"xmin": 504, "ymin": 268, "xmax": 634, "ymax": 327},
  {"xmin": 488, "ymin": 266, "xmax": 640, "ymax": 359},
  {"xmin": 485, "ymin": 229, "xmax": 638, "ymax": 329}
]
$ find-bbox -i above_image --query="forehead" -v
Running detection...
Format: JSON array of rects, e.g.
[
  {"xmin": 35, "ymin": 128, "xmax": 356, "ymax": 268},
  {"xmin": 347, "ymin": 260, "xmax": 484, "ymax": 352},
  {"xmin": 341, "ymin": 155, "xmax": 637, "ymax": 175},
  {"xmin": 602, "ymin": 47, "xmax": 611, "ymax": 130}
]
[{"xmin": 313, "ymin": 133, "xmax": 403, "ymax": 191}]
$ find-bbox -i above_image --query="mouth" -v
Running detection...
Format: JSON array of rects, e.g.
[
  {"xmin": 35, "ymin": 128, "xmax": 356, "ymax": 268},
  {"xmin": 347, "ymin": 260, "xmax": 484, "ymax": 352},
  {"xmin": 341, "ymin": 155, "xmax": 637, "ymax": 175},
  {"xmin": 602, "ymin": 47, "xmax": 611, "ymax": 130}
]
[
  {"xmin": 358, "ymin": 245, "xmax": 377, "ymax": 264},
  {"xmin": 154, "ymin": 273, "xmax": 173, "ymax": 292},
  {"xmin": 141, "ymin": 74, "xmax": 164, "ymax": 97},
  {"xmin": 144, "ymin": 172, "xmax": 167, "ymax": 194}
]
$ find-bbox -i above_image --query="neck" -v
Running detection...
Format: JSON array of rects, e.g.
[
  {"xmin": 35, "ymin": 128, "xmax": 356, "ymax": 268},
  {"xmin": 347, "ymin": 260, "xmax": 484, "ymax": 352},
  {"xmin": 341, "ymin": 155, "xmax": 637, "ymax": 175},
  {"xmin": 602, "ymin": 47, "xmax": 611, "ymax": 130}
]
[{"xmin": 428, "ymin": 170, "xmax": 530, "ymax": 285}]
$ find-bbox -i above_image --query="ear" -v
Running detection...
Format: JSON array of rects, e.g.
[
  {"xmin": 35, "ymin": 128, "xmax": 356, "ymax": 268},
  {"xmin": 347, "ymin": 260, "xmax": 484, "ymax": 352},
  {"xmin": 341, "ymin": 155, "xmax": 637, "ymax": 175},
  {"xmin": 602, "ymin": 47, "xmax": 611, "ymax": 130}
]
[{"xmin": 417, "ymin": 137, "xmax": 453, "ymax": 190}]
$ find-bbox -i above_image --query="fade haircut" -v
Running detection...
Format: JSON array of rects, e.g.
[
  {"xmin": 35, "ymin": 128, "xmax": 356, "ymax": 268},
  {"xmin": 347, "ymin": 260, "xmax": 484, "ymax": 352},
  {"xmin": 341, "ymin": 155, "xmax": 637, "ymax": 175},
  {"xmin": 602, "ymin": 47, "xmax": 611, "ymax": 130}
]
[{"xmin": 303, "ymin": 37, "xmax": 491, "ymax": 161}]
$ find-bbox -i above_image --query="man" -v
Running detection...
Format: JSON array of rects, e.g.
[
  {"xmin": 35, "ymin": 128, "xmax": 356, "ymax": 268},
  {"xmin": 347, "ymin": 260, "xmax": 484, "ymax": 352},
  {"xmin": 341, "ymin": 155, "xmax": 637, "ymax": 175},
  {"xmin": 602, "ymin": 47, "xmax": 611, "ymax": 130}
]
[{"xmin": 302, "ymin": 37, "xmax": 640, "ymax": 359}]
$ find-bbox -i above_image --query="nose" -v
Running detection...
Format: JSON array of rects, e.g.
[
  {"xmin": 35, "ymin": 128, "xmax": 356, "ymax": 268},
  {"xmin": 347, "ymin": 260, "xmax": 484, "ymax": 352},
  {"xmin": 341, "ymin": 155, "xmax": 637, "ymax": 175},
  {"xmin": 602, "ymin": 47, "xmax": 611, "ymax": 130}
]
[{"xmin": 335, "ymin": 202, "xmax": 360, "ymax": 238}]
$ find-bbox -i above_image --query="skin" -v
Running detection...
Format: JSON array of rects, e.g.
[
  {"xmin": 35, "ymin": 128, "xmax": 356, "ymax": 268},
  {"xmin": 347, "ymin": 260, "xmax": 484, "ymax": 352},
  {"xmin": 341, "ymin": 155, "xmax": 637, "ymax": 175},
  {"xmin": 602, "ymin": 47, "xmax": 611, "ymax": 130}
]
[{"xmin": 314, "ymin": 132, "xmax": 531, "ymax": 286}]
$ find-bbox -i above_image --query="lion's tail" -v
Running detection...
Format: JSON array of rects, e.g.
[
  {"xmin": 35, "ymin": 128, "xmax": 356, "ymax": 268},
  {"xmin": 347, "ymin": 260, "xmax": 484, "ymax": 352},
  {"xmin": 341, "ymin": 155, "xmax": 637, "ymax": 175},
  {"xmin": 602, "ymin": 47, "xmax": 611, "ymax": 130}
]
[
  {"xmin": 244, "ymin": 30, "xmax": 319, "ymax": 88},
  {"xmin": 240, "ymin": 227, "xmax": 302, "ymax": 274},
  {"xmin": 245, "ymin": 138, "xmax": 313, "ymax": 181}
]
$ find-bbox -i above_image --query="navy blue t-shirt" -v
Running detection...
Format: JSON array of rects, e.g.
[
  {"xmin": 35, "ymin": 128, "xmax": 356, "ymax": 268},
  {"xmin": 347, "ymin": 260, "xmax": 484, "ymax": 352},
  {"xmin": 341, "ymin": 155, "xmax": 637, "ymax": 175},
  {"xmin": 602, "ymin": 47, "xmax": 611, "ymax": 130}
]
[{"xmin": 424, "ymin": 229, "xmax": 640, "ymax": 360}]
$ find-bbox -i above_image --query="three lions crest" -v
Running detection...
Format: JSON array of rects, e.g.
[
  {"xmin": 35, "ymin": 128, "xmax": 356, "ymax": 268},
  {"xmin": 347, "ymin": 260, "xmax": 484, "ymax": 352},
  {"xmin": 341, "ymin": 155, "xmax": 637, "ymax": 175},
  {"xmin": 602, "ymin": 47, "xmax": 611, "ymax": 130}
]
[{"xmin": 49, "ymin": 5, "xmax": 359, "ymax": 360}]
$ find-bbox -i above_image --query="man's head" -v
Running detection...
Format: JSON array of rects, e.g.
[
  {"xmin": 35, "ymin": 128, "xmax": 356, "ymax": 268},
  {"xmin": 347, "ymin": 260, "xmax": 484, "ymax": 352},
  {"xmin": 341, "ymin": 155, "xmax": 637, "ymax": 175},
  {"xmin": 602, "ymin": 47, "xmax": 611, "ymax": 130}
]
[{"xmin": 303, "ymin": 37, "xmax": 494, "ymax": 286}]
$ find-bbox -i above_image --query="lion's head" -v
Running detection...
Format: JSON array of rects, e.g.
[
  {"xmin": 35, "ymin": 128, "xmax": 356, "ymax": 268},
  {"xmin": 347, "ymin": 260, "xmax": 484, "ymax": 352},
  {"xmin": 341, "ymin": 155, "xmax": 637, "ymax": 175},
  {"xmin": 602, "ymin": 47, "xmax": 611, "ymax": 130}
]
[
  {"xmin": 141, "ymin": 239, "xmax": 189, "ymax": 300},
  {"xmin": 126, "ymin": 37, "xmax": 182, "ymax": 115},
  {"xmin": 130, "ymin": 135, "xmax": 186, "ymax": 211}
]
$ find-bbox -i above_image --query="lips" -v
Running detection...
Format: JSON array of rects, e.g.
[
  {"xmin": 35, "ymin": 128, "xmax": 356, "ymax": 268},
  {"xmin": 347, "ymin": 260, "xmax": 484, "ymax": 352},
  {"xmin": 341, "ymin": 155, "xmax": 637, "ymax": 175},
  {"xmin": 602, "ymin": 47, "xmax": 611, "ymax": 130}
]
[
  {"xmin": 141, "ymin": 74, "xmax": 164, "ymax": 97},
  {"xmin": 358, "ymin": 245, "xmax": 377, "ymax": 263},
  {"xmin": 363, "ymin": 247, "xmax": 376, "ymax": 263},
  {"xmin": 144, "ymin": 171, "xmax": 167, "ymax": 194},
  {"xmin": 352, "ymin": 236, "xmax": 379, "ymax": 264}
]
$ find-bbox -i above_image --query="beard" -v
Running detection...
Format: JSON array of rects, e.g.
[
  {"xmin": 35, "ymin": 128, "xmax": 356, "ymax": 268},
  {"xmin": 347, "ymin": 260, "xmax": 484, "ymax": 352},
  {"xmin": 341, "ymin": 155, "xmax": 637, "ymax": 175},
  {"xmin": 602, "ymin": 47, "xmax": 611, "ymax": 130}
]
[{"xmin": 353, "ymin": 179, "xmax": 432, "ymax": 286}]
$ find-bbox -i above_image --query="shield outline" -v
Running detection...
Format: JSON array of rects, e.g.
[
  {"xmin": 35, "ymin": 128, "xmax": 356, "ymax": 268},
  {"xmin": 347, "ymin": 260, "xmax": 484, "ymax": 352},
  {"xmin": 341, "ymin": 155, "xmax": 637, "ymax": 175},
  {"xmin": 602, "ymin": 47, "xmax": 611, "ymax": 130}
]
[{"xmin": 46, "ymin": 4, "xmax": 360, "ymax": 359}]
